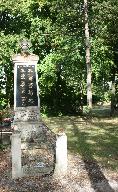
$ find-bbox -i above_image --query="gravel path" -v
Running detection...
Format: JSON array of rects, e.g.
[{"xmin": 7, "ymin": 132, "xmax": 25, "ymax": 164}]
[{"xmin": 0, "ymin": 149, "xmax": 118, "ymax": 192}]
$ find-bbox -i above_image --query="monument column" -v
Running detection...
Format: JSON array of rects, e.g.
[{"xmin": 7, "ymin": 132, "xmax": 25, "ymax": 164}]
[
  {"xmin": 11, "ymin": 40, "xmax": 56, "ymax": 179},
  {"xmin": 12, "ymin": 40, "xmax": 41, "ymax": 140}
]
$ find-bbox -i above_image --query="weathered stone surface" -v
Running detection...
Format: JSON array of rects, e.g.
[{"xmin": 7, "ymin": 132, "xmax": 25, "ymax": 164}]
[
  {"xmin": 14, "ymin": 107, "xmax": 40, "ymax": 122},
  {"xmin": 20, "ymin": 124, "xmax": 56, "ymax": 177},
  {"xmin": 13, "ymin": 121, "xmax": 42, "ymax": 140},
  {"xmin": 11, "ymin": 132, "xmax": 22, "ymax": 179},
  {"xmin": 11, "ymin": 122, "xmax": 56, "ymax": 178},
  {"xmin": 12, "ymin": 53, "xmax": 39, "ymax": 63},
  {"xmin": 54, "ymin": 133, "xmax": 67, "ymax": 176}
]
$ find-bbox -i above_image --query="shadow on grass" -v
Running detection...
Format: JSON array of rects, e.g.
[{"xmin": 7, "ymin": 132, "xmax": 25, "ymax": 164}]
[
  {"xmin": 68, "ymin": 119, "xmax": 115, "ymax": 192},
  {"xmin": 90, "ymin": 121, "xmax": 118, "ymax": 167},
  {"xmin": 92, "ymin": 107, "xmax": 111, "ymax": 118}
]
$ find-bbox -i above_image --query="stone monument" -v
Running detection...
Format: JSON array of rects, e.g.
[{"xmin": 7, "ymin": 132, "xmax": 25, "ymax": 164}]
[
  {"xmin": 11, "ymin": 40, "xmax": 56, "ymax": 179},
  {"xmin": 12, "ymin": 40, "xmax": 41, "ymax": 139}
]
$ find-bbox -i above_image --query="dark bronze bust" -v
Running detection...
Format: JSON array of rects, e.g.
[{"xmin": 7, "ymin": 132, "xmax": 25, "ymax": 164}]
[{"xmin": 20, "ymin": 40, "xmax": 31, "ymax": 56}]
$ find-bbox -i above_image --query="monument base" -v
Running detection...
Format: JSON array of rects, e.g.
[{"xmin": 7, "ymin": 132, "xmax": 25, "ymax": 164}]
[
  {"xmin": 12, "ymin": 106, "xmax": 43, "ymax": 140},
  {"xmin": 13, "ymin": 120, "xmax": 43, "ymax": 141},
  {"xmin": 11, "ymin": 122, "xmax": 56, "ymax": 179}
]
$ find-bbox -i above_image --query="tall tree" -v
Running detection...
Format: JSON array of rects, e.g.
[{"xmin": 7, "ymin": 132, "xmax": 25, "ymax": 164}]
[{"xmin": 84, "ymin": 0, "xmax": 92, "ymax": 108}]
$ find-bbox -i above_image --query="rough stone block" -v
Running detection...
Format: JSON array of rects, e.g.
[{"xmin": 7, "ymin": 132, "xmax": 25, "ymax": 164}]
[{"xmin": 11, "ymin": 132, "xmax": 22, "ymax": 179}]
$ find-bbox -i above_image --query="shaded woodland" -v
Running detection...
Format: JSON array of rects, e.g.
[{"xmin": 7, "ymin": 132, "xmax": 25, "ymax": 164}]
[{"xmin": 0, "ymin": 0, "xmax": 118, "ymax": 116}]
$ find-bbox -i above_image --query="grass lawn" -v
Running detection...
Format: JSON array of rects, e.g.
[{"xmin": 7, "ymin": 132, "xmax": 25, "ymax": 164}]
[{"xmin": 43, "ymin": 106, "xmax": 118, "ymax": 171}]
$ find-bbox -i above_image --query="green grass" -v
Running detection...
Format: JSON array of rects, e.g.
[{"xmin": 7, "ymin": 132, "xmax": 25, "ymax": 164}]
[{"xmin": 42, "ymin": 106, "xmax": 118, "ymax": 170}]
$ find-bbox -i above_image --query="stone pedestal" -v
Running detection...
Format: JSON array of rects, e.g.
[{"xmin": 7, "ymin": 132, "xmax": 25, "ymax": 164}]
[
  {"xmin": 11, "ymin": 132, "xmax": 22, "ymax": 179},
  {"xmin": 55, "ymin": 133, "xmax": 67, "ymax": 175},
  {"xmin": 13, "ymin": 121, "xmax": 42, "ymax": 140},
  {"xmin": 13, "ymin": 106, "xmax": 42, "ymax": 140}
]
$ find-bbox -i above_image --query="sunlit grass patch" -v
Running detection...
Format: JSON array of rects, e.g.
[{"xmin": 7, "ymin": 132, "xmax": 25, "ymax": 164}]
[{"xmin": 43, "ymin": 112, "xmax": 118, "ymax": 170}]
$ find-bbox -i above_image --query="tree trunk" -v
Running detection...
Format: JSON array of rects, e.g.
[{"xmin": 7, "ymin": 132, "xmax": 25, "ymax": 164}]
[
  {"xmin": 110, "ymin": 81, "xmax": 116, "ymax": 116},
  {"xmin": 110, "ymin": 71, "xmax": 117, "ymax": 116},
  {"xmin": 84, "ymin": 0, "xmax": 92, "ymax": 108}
]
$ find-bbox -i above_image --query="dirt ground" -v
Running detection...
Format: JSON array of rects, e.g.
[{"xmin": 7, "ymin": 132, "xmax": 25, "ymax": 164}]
[{"xmin": 0, "ymin": 148, "xmax": 118, "ymax": 192}]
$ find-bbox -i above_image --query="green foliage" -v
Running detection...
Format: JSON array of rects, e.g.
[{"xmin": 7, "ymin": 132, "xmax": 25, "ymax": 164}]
[
  {"xmin": 0, "ymin": 98, "xmax": 7, "ymax": 110},
  {"xmin": 83, "ymin": 106, "xmax": 91, "ymax": 116},
  {"xmin": 0, "ymin": 0, "xmax": 118, "ymax": 114}
]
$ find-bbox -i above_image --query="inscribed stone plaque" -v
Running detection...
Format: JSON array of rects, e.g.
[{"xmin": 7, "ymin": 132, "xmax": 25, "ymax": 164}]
[{"xmin": 16, "ymin": 65, "xmax": 38, "ymax": 107}]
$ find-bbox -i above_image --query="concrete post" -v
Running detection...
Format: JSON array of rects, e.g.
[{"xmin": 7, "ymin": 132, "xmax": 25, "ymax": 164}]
[
  {"xmin": 11, "ymin": 132, "xmax": 22, "ymax": 179},
  {"xmin": 55, "ymin": 133, "xmax": 67, "ymax": 175}
]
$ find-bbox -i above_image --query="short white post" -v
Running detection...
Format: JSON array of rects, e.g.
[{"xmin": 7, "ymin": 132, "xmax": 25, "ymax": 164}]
[
  {"xmin": 55, "ymin": 132, "xmax": 67, "ymax": 175},
  {"xmin": 11, "ymin": 132, "xmax": 22, "ymax": 179}
]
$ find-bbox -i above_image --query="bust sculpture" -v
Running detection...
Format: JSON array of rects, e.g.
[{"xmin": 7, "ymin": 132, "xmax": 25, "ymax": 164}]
[
  {"xmin": 12, "ymin": 39, "xmax": 39, "ymax": 62},
  {"xmin": 20, "ymin": 39, "xmax": 31, "ymax": 56}
]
